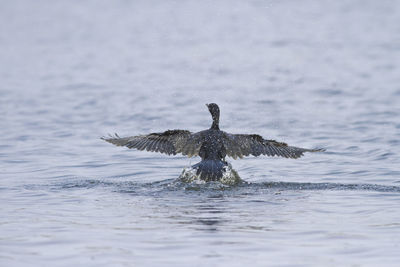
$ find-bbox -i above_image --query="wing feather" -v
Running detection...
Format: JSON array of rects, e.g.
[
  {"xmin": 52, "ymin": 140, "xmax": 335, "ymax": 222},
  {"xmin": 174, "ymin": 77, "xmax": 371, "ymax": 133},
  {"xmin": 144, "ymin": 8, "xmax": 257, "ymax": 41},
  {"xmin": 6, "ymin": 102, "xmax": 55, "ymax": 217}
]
[
  {"xmin": 103, "ymin": 129, "xmax": 324, "ymax": 159},
  {"xmin": 222, "ymin": 132, "xmax": 324, "ymax": 159},
  {"xmin": 101, "ymin": 130, "xmax": 203, "ymax": 156}
]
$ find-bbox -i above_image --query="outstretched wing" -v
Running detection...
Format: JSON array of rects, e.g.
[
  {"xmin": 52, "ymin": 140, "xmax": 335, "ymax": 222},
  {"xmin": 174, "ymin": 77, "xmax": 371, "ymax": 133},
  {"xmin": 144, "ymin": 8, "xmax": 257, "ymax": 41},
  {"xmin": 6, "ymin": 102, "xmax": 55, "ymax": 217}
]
[
  {"xmin": 222, "ymin": 133, "xmax": 324, "ymax": 159},
  {"xmin": 101, "ymin": 129, "xmax": 203, "ymax": 157}
]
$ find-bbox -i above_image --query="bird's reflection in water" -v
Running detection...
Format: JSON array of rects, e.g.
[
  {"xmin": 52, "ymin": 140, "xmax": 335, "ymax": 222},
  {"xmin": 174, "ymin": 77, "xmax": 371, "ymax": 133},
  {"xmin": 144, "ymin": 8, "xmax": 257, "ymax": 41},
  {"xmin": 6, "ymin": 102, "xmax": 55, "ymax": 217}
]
[
  {"xmin": 190, "ymin": 195, "xmax": 228, "ymax": 232},
  {"xmin": 193, "ymin": 211, "xmax": 225, "ymax": 231}
]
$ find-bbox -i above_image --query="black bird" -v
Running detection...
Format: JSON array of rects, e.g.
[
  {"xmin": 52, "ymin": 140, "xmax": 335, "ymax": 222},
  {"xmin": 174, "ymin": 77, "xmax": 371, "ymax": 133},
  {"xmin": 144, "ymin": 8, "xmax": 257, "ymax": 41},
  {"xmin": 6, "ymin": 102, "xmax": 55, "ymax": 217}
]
[{"xmin": 102, "ymin": 103, "xmax": 324, "ymax": 181}]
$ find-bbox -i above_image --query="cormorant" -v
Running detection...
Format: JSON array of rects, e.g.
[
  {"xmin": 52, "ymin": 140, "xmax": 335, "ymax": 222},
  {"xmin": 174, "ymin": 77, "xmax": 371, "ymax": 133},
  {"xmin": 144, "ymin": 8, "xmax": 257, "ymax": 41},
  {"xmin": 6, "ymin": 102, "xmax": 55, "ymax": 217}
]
[{"xmin": 102, "ymin": 103, "xmax": 324, "ymax": 181}]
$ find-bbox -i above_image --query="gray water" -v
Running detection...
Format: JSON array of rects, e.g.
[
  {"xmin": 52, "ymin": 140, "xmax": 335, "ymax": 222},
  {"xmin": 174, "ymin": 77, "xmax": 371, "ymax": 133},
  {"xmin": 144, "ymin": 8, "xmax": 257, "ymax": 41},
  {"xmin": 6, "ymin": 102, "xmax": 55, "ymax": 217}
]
[{"xmin": 1, "ymin": 0, "xmax": 400, "ymax": 266}]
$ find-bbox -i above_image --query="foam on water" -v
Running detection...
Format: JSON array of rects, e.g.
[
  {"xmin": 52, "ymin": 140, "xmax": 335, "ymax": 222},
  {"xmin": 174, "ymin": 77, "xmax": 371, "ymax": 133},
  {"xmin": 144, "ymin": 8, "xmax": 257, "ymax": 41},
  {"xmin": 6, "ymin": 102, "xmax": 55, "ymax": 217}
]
[{"xmin": 178, "ymin": 163, "xmax": 242, "ymax": 185}]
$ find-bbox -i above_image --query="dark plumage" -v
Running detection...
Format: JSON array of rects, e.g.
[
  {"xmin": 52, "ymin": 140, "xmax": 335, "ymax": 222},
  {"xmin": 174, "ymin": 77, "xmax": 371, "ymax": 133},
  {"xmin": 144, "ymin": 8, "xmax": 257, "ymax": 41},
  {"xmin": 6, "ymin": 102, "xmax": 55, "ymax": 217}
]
[{"xmin": 102, "ymin": 103, "xmax": 324, "ymax": 181}]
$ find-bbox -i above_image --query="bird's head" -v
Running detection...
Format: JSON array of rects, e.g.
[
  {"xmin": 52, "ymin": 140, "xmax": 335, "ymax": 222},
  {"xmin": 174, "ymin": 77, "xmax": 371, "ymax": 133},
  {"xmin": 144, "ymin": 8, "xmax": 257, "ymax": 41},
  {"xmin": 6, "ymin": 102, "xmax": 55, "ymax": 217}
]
[
  {"xmin": 206, "ymin": 103, "xmax": 220, "ymax": 117},
  {"xmin": 206, "ymin": 103, "xmax": 220, "ymax": 129}
]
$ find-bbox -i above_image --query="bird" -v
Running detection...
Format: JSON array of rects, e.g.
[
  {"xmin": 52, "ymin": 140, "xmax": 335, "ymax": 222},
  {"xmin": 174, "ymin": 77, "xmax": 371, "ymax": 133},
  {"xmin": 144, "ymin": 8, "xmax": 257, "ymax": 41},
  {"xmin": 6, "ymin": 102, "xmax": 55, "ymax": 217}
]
[{"xmin": 102, "ymin": 103, "xmax": 324, "ymax": 181}]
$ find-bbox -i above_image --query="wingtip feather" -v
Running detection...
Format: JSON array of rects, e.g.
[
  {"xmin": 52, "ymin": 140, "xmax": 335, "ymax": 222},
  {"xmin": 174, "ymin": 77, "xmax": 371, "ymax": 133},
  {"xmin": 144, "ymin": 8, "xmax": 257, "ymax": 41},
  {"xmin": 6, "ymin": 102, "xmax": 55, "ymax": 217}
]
[{"xmin": 310, "ymin": 148, "xmax": 326, "ymax": 152}]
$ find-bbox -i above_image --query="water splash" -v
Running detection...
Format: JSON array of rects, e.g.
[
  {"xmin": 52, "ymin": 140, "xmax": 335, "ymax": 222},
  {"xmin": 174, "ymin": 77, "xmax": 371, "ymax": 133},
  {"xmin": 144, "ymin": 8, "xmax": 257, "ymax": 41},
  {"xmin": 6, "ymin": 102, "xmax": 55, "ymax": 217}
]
[{"xmin": 178, "ymin": 163, "xmax": 242, "ymax": 185}]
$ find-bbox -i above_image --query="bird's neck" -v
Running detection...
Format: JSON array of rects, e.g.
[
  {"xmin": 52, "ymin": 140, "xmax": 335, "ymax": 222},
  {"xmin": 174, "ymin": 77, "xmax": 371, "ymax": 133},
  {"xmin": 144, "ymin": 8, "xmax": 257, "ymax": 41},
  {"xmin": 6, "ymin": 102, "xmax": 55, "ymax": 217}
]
[{"xmin": 211, "ymin": 117, "xmax": 220, "ymax": 130}]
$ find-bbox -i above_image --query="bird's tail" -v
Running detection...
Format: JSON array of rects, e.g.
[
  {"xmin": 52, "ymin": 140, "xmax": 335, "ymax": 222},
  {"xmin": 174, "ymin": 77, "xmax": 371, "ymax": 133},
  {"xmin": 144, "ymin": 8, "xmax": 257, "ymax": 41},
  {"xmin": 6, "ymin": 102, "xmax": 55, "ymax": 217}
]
[{"xmin": 192, "ymin": 160, "xmax": 228, "ymax": 181}]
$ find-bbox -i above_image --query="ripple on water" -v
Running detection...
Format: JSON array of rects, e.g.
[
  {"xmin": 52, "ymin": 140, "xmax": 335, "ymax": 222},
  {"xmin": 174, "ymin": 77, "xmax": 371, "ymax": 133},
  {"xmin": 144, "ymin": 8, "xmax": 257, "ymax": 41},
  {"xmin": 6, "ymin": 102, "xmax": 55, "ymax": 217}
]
[{"xmin": 38, "ymin": 177, "xmax": 400, "ymax": 199}]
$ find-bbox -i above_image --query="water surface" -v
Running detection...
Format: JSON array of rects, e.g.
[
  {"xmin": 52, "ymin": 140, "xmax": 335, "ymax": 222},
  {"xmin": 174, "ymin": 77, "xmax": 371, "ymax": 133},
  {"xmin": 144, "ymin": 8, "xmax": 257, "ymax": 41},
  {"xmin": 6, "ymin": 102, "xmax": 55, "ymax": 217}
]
[{"xmin": 1, "ymin": 0, "xmax": 400, "ymax": 266}]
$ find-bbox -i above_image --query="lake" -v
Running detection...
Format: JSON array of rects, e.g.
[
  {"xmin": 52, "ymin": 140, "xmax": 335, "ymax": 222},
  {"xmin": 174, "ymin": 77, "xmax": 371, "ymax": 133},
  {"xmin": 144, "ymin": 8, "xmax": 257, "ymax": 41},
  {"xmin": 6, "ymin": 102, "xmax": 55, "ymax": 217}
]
[{"xmin": 1, "ymin": 0, "xmax": 400, "ymax": 266}]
